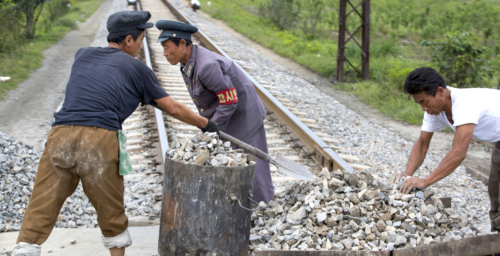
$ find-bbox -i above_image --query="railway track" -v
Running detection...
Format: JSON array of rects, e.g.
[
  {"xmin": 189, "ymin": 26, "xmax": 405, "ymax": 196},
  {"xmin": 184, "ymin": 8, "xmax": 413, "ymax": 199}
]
[{"xmin": 121, "ymin": 0, "xmax": 374, "ymax": 197}]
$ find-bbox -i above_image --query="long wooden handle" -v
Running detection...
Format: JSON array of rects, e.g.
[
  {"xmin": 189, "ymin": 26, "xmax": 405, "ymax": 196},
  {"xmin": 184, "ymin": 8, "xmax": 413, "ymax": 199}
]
[{"xmin": 219, "ymin": 131, "xmax": 276, "ymax": 165}]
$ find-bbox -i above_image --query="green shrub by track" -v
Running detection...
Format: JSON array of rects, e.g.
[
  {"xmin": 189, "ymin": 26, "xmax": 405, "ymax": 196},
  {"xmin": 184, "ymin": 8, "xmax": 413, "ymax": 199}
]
[
  {"xmin": 201, "ymin": 0, "xmax": 500, "ymax": 126},
  {"xmin": 0, "ymin": 0, "xmax": 103, "ymax": 100}
]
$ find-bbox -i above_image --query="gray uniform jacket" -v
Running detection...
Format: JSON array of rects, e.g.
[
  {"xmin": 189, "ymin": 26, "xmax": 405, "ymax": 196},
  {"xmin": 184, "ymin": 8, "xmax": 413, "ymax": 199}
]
[
  {"xmin": 181, "ymin": 45, "xmax": 267, "ymax": 140},
  {"xmin": 181, "ymin": 45, "xmax": 274, "ymax": 203}
]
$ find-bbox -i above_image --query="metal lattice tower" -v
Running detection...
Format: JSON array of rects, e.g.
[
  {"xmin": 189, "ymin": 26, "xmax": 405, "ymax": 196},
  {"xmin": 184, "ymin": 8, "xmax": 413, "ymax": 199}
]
[{"xmin": 336, "ymin": 0, "xmax": 370, "ymax": 82}]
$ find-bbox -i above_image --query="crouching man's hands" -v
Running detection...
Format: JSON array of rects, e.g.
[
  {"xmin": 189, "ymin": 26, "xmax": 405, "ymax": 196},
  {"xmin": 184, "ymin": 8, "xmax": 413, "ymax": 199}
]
[
  {"xmin": 388, "ymin": 172, "xmax": 409, "ymax": 185},
  {"xmin": 400, "ymin": 176, "xmax": 427, "ymax": 194},
  {"xmin": 389, "ymin": 172, "xmax": 427, "ymax": 194}
]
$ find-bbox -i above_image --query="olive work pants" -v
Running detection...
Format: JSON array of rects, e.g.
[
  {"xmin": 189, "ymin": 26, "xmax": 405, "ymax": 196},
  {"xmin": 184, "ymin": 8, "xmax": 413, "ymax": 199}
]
[
  {"xmin": 489, "ymin": 141, "xmax": 500, "ymax": 232},
  {"xmin": 17, "ymin": 125, "xmax": 128, "ymax": 245}
]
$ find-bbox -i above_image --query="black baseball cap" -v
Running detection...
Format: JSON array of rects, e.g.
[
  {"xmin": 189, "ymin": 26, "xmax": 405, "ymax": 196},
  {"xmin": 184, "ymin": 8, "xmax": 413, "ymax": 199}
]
[
  {"xmin": 155, "ymin": 20, "xmax": 198, "ymax": 43},
  {"xmin": 107, "ymin": 11, "xmax": 154, "ymax": 33}
]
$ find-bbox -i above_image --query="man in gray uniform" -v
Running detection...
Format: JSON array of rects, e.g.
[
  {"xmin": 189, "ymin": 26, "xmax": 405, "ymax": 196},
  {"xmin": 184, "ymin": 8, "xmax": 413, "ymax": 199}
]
[{"xmin": 155, "ymin": 20, "xmax": 275, "ymax": 203}]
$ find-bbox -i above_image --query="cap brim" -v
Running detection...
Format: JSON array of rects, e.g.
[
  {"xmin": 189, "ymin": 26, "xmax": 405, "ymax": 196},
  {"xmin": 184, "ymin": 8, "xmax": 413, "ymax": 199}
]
[
  {"xmin": 137, "ymin": 22, "xmax": 154, "ymax": 29},
  {"xmin": 157, "ymin": 37, "xmax": 170, "ymax": 43}
]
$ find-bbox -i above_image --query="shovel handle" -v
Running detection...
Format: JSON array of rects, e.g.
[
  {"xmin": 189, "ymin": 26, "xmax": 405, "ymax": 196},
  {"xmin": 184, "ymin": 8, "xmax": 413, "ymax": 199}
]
[{"xmin": 220, "ymin": 131, "xmax": 276, "ymax": 165}]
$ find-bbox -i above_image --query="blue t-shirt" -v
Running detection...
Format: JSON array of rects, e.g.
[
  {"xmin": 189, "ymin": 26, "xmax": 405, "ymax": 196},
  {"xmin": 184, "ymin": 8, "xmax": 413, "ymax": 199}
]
[{"xmin": 53, "ymin": 47, "xmax": 169, "ymax": 130}]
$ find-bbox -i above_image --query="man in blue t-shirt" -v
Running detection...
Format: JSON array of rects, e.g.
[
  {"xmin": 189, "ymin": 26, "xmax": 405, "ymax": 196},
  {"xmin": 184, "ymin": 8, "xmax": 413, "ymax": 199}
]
[{"xmin": 12, "ymin": 11, "xmax": 219, "ymax": 256}]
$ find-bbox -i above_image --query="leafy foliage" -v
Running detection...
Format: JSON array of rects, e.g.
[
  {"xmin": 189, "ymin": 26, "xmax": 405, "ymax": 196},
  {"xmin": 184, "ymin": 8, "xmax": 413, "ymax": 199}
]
[
  {"xmin": 420, "ymin": 32, "xmax": 493, "ymax": 88},
  {"xmin": 14, "ymin": 0, "xmax": 46, "ymax": 39},
  {"xmin": 47, "ymin": 0, "xmax": 71, "ymax": 22},
  {"xmin": 297, "ymin": 0, "xmax": 325, "ymax": 39},
  {"xmin": 259, "ymin": 0, "xmax": 300, "ymax": 31},
  {"xmin": 0, "ymin": 3, "xmax": 22, "ymax": 53}
]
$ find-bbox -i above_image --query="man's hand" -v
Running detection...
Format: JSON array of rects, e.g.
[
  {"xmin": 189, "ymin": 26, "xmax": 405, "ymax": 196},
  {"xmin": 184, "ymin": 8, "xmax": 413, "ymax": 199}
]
[
  {"xmin": 388, "ymin": 173, "xmax": 409, "ymax": 185},
  {"xmin": 400, "ymin": 176, "xmax": 427, "ymax": 194},
  {"xmin": 201, "ymin": 120, "xmax": 220, "ymax": 138}
]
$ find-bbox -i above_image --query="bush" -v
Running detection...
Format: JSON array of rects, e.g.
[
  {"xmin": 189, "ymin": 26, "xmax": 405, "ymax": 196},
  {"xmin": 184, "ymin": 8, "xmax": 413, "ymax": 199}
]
[
  {"xmin": 47, "ymin": 0, "xmax": 71, "ymax": 22},
  {"xmin": 259, "ymin": 0, "xmax": 300, "ymax": 31},
  {"xmin": 0, "ymin": 6, "xmax": 22, "ymax": 53},
  {"xmin": 420, "ymin": 32, "xmax": 493, "ymax": 88},
  {"xmin": 54, "ymin": 17, "xmax": 78, "ymax": 30},
  {"xmin": 371, "ymin": 40, "xmax": 403, "ymax": 58}
]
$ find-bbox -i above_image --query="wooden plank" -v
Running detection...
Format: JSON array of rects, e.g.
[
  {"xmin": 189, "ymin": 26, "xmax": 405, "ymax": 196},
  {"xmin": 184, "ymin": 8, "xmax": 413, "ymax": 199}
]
[
  {"xmin": 125, "ymin": 132, "xmax": 143, "ymax": 138},
  {"xmin": 337, "ymin": 153, "xmax": 360, "ymax": 162},
  {"xmin": 266, "ymin": 139, "xmax": 287, "ymax": 145},
  {"xmin": 392, "ymin": 233, "xmax": 500, "ymax": 256},
  {"xmin": 122, "ymin": 123, "xmax": 142, "ymax": 130},
  {"xmin": 265, "ymin": 133, "xmax": 281, "ymax": 139},
  {"xmin": 173, "ymin": 125, "xmax": 199, "ymax": 132},
  {"xmin": 299, "ymin": 118, "xmax": 316, "ymax": 124},
  {"xmin": 284, "ymin": 155, "xmax": 303, "ymax": 161},
  {"xmin": 126, "ymin": 138, "xmax": 144, "ymax": 145},
  {"xmin": 350, "ymin": 163, "xmax": 371, "ymax": 170},
  {"xmin": 291, "ymin": 110, "xmax": 308, "ymax": 116},
  {"xmin": 268, "ymin": 147, "xmax": 294, "ymax": 152},
  {"xmin": 319, "ymin": 137, "xmax": 340, "ymax": 144},
  {"xmin": 255, "ymin": 251, "xmax": 388, "ymax": 256}
]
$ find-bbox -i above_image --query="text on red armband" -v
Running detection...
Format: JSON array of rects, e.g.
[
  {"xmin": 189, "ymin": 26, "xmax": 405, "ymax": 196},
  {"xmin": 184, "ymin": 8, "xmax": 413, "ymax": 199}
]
[{"xmin": 216, "ymin": 87, "xmax": 238, "ymax": 105}]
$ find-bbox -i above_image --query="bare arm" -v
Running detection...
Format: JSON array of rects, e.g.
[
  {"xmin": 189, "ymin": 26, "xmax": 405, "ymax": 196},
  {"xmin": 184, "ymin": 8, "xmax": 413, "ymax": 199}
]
[
  {"xmin": 400, "ymin": 123, "xmax": 474, "ymax": 193},
  {"xmin": 405, "ymin": 131, "xmax": 433, "ymax": 176},
  {"xmin": 389, "ymin": 131, "xmax": 433, "ymax": 184},
  {"xmin": 154, "ymin": 96, "xmax": 208, "ymax": 129},
  {"xmin": 423, "ymin": 123, "xmax": 473, "ymax": 186}
]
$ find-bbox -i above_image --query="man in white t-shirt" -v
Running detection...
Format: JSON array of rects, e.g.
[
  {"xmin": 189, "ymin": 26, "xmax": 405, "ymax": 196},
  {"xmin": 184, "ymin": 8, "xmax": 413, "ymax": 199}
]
[
  {"xmin": 388, "ymin": 67, "xmax": 500, "ymax": 232},
  {"xmin": 187, "ymin": 0, "xmax": 201, "ymax": 12}
]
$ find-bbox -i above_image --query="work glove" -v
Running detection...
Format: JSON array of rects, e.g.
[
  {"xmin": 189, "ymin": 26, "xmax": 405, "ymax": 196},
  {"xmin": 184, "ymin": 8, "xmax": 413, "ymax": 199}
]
[{"xmin": 201, "ymin": 120, "xmax": 220, "ymax": 138}]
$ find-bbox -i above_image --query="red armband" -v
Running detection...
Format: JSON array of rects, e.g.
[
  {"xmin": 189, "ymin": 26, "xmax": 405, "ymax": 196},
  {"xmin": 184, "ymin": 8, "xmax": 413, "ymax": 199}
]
[{"xmin": 216, "ymin": 87, "xmax": 238, "ymax": 105}]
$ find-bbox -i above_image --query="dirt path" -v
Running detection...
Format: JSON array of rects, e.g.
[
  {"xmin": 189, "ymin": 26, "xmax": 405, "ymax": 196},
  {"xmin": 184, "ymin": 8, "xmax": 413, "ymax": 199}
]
[
  {"xmin": 192, "ymin": 7, "xmax": 491, "ymax": 173},
  {"xmin": 0, "ymin": 0, "xmax": 113, "ymax": 150}
]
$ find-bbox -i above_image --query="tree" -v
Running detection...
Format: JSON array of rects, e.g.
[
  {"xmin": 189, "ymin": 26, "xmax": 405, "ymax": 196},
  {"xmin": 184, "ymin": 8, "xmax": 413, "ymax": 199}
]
[
  {"xmin": 297, "ymin": 0, "xmax": 325, "ymax": 40},
  {"xmin": 420, "ymin": 32, "xmax": 493, "ymax": 88},
  {"xmin": 0, "ymin": 0, "xmax": 22, "ymax": 52},
  {"xmin": 15, "ymin": 0, "xmax": 45, "ymax": 39},
  {"xmin": 259, "ymin": 0, "xmax": 300, "ymax": 31}
]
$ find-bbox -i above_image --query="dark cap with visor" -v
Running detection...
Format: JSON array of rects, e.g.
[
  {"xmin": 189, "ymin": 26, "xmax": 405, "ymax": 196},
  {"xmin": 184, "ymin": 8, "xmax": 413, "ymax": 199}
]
[
  {"xmin": 107, "ymin": 11, "xmax": 154, "ymax": 33},
  {"xmin": 155, "ymin": 20, "xmax": 198, "ymax": 43}
]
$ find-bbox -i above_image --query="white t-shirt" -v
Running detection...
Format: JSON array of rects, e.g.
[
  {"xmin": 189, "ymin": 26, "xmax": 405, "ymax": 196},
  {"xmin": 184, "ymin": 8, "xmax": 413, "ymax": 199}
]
[
  {"xmin": 421, "ymin": 87, "xmax": 500, "ymax": 143},
  {"xmin": 191, "ymin": 0, "xmax": 200, "ymax": 5}
]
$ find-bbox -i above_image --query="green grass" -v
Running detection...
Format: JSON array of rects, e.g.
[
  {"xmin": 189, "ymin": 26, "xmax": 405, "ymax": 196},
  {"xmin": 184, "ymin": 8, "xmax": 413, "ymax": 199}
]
[
  {"xmin": 201, "ymin": 0, "xmax": 500, "ymax": 126},
  {"xmin": 0, "ymin": 0, "xmax": 103, "ymax": 99}
]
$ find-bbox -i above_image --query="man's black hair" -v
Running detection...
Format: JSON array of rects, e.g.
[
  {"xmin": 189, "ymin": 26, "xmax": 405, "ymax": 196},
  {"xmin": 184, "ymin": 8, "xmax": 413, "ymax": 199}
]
[
  {"xmin": 107, "ymin": 28, "xmax": 144, "ymax": 44},
  {"xmin": 403, "ymin": 67, "xmax": 446, "ymax": 96},
  {"xmin": 169, "ymin": 38, "xmax": 193, "ymax": 47}
]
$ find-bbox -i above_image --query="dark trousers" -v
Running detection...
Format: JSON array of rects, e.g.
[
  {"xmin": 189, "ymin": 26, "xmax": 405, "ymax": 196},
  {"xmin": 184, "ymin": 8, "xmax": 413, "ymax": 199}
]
[
  {"xmin": 191, "ymin": 4, "xmax": 200, "ymax": 12},
  {"xmin": 489, "ymin": 141, "xmax": 500, "ymax": 232},
  {"xmin": 244, "ymin": 124, "xmax": 275, "ymax": 204}
]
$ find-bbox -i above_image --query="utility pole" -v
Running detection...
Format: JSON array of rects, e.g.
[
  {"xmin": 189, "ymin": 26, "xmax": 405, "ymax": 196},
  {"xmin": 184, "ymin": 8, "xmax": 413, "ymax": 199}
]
[{"xmin": 336, "ymin": 0, "xmax": 370, "ymax": 83}]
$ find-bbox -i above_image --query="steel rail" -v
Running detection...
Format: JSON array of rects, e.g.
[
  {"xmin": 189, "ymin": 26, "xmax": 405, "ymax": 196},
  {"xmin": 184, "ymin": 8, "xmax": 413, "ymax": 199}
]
[
  {"xmin": 137, "ymin": 1, "xmax": 169, "ymax": 170},
  {"xmin": 159, "ymin": 0, "xmax": 354, "ymax": 173}
]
